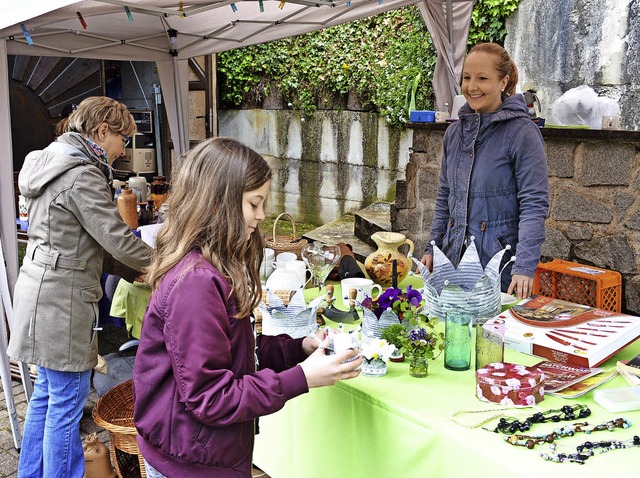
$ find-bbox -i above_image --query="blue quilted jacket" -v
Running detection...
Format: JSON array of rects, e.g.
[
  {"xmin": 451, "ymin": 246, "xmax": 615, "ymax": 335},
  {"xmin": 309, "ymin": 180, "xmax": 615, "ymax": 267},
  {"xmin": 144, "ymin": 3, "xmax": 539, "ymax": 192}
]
[{"xmin": 426, "ymin": 94, "xmax": 549, "ymax": 290}]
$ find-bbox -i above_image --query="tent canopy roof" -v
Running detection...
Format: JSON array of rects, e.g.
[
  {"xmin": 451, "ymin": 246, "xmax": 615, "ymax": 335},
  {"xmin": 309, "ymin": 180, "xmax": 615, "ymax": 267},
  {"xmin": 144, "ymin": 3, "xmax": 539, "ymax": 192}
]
[{"xmin": 0, "ymin": 0, "xmax": 424, "ymax": 61}]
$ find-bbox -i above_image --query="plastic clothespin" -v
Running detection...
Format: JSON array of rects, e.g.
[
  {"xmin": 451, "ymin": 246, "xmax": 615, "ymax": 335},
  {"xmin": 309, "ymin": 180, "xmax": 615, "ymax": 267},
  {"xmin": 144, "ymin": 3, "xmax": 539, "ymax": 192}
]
[
  {"xmin": 279, "ymin": 0, "xmax": 287, "ymax": 9},
  {"xmin": 125, "ymin": 6, "xmax": 134, "ymax": 23},
  {"xmin": 76, "ymin": 12, "xmax": 87, "ymax": 30},
  {"xmin": 259, "ymin": 0, "xmax": 264, "ymax": 12},
  {"xmin": 20, "ymin": 24, "xmax": 33, "ymax": 45},
  {"xmin": 346, "ymin": 1, "xmax": 351, "ymax": 6},
  {"xmin": 178, "ymin": 1, "xmax": 185, "ymax": 18},
  {"xmin": 378, "ymin": 0, "xmax": 383, "ymax": 4},
  {"xmin": 230, "ymin": 3, "xmax": 237, "ymax": 12}
]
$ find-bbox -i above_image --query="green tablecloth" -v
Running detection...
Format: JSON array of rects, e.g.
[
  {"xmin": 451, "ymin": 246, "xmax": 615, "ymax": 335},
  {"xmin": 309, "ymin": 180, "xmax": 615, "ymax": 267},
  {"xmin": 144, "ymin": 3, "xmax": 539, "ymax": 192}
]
[
  {"xmin": 253, "ymin": 277, "xmax": 640, "ymax": 478},
  {"xmin": 110, "ymin": 274, "xmax": 640, "ymax": 477}
]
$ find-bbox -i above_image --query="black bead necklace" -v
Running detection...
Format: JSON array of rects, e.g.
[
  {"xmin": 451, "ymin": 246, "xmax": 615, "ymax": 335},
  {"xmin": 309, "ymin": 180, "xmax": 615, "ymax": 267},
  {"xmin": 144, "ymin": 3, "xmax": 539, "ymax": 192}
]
[
  {"xmin": 541, "ymin": 435, "xmax": 640, "ymax": 464},
  {"xmin": 492, "ymin": 404, "xmax": 591, "ymax": 435}
]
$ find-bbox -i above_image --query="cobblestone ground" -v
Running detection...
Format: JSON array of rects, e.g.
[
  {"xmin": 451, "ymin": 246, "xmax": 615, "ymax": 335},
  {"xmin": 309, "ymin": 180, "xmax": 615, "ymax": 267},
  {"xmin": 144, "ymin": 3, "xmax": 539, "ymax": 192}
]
[{"xmin": 0, "ymin": 325, "xmax": 270, "ymax": 477}]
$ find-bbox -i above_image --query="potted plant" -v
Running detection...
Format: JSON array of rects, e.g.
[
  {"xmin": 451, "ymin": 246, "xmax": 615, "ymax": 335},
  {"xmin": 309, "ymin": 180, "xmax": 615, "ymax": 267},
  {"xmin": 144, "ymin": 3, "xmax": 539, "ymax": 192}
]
[
  {"xmin": 381, "ymin": 323, "xmax": 406, "ymax": 362},
  {"xmin": 360, "ymin": 338, "xmax": 396, "ymax": 378}
]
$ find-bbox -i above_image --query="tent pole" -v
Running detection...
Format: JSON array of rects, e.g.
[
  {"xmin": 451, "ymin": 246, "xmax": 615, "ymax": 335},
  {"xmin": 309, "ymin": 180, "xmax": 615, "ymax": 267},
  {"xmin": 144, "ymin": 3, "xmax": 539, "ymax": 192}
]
[{"xmin": 172, "ymin": 56, "xmax": 187, "ymax": 156}]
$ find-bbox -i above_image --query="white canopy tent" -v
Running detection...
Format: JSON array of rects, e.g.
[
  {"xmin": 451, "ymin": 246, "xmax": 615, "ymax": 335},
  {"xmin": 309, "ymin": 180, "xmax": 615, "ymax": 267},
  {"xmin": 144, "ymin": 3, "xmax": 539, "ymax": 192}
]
[{"xmin": 0, "ymin": 0, "xmax": 473, "ymax": 291}]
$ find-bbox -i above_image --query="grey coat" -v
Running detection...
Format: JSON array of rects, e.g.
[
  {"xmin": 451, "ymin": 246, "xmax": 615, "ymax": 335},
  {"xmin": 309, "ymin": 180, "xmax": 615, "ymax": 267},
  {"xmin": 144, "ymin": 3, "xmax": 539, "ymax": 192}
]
[
  {"xmin": 426, "ymin": 95, "xmax": 549, "ymax": 291},
  {"xmin": 8, "ymin": 133, "xmax": 152, "ymax": 372}
]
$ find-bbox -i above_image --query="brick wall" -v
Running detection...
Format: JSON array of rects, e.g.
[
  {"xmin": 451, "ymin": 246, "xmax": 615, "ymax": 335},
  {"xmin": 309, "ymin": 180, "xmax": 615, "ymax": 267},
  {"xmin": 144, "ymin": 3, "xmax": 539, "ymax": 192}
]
[{"xmin": 393, "ymin": 123, "xmax": 640, "ymax": 314}]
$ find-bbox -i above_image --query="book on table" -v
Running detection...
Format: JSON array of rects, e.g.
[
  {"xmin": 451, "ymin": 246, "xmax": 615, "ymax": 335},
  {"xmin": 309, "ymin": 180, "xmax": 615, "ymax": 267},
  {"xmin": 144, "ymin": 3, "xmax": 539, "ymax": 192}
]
[
  {"xmin": 533, "ymin": 360, "xmax": 604, "ymax": 394},
  {"xmin": 498, "ymin": 295, "xmax": 640, "ymax": 368}
]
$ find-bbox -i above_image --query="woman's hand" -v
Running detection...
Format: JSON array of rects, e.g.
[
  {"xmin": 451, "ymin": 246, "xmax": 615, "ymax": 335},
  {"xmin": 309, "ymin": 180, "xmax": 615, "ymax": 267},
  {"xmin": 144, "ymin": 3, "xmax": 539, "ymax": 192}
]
[
  {"xmin": 507, "ymin": 274, "xmax": 534, "ymax": 299},
  {"xmin": 420, "ymin": 254, "xmax": 433, "ymax": 271},
  {"xmin": 299, "ymin": 338, "xmax": 363, "ymax": 388}
]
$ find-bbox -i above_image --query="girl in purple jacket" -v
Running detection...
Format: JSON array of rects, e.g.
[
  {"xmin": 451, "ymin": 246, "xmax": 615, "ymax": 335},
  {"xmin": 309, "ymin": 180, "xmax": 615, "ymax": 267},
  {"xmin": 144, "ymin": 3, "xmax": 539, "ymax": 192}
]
[
  {"xmin": 421, "ymin": 43, "xmax": 549, "ymax": 299},
  {"xmin": 133, "ymin": 137, "xmax": 362, "ymax": 477}
]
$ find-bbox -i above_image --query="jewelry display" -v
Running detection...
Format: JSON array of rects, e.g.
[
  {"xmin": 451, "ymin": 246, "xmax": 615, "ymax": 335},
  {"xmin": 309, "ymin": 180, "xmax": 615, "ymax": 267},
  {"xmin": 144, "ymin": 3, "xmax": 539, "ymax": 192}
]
[
  {"xmin": 540, "ymin": 435, "xmax": 640, "ymax": 464},
  {"xmin": 505, "ymin": 418, "xmax": 631, "ymax": 449},
  {"xmin": 491, "ymin": 404, "xmax": 591, "ymax": 434}
]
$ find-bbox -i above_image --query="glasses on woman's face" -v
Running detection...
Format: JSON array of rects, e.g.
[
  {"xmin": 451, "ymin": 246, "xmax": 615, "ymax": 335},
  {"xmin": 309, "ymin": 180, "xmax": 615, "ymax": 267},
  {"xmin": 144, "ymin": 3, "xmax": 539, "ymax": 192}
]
[{"xmin": 119, "ymin": 133, "xmax": 131, "ymax": 148}]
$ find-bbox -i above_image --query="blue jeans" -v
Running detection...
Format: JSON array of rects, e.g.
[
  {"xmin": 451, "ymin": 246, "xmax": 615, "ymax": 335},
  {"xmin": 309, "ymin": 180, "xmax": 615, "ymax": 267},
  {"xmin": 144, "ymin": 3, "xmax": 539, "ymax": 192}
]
[{"xmin": 18, "ymin": 366, "xmax": 91, "ymax": 478}]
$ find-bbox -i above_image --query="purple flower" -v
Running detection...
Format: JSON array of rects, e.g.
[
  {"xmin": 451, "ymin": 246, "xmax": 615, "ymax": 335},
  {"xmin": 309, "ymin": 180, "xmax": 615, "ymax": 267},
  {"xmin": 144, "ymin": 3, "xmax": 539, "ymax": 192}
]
[
  {"xmin": 378, "ymin": 287, "xmax": 401, "ymax": 310},
  {"xmin": 406, "ymin": 285, "xmax": 422, "ymax": 308}
]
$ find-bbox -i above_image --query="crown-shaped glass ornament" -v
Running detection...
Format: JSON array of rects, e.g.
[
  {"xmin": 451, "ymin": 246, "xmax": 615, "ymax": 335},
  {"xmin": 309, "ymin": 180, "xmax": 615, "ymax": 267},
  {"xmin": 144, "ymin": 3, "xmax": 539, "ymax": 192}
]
[
  {"xmin": 258, "ymin": 288, "xmax": 323, "ymax": 338},
  {"xmin": 412, "ymin": 237, "xmax": 513, "ymax": 320}
]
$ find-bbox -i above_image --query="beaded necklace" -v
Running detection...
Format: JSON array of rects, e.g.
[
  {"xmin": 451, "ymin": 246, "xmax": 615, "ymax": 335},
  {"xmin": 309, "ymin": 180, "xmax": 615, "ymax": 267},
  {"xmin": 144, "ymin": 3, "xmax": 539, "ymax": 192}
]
[
  {"xmin": 541, "ymin": 435, "xmax": 640, "ymax": 464},
  {"xmin": 505, "ymin": 417, "xmax": 631, "ymax": 449},
  {"xmin": 491, "ymin": 404, "xmax": 591, "ymax": 434}
]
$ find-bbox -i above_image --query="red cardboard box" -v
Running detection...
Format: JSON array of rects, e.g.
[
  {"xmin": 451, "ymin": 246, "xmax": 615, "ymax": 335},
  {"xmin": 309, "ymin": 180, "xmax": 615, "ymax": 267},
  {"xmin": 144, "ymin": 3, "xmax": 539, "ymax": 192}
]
[{"xmin": 476, "ymin": 362, "xmax": 545, "ymax": 406}]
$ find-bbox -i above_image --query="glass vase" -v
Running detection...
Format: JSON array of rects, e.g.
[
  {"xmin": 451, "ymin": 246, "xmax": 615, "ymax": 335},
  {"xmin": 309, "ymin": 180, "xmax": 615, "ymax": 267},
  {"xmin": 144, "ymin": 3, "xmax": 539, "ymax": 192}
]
[{"xmin": 409, "ymin": 355, "xmax": 429, "ymax": 378}]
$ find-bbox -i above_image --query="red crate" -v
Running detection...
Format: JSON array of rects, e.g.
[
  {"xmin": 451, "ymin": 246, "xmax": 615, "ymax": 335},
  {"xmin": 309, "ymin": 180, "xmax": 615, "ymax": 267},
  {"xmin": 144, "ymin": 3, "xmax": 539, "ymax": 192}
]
[{"xmin": 533, "ymin": 259, "xmax": 622, "ymax": 312}]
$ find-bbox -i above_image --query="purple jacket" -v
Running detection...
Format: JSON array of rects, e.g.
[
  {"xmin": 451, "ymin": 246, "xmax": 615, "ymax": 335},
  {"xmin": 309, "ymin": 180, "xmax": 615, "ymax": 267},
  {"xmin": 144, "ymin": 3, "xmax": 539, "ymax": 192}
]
[{"xmin": 133, "ymin": 250, "xmax": 309, "ymax": 477}]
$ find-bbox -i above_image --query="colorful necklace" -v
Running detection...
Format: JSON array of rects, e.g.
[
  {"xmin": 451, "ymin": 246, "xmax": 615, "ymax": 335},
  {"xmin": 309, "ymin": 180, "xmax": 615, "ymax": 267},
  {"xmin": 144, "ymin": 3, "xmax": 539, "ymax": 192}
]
[
  {"xmin": 541, "ymin": 435, "xmax": 640, "ymax": 464},
  {"xmin": 505, "ymin": 417, "xmax": 631, "ymax": 449},
  {"xmin": 491, "ymin": 404, "xmax": 591, "ymax": 434}
]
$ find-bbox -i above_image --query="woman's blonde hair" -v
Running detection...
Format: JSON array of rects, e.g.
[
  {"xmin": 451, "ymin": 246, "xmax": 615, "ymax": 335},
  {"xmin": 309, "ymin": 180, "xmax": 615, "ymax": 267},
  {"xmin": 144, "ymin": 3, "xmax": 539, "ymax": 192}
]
[
  {"xmin": 66, "ymin": 96, "xmax": 136, "ymax": 140},
  {"xmin": 467, "ymin": 42, "xmax": 519, "ymax": 98},
  {"xmin": 147, "ymin": 137, "xmax": 272, "ymax": 318}
]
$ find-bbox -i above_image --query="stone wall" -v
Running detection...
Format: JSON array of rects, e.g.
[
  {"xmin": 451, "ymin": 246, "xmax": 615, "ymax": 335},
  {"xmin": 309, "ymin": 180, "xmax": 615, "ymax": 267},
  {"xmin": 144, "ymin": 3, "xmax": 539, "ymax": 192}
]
[
  {"xmin": 218, "ymin": 109, "xmax": 413, "ymax": 225},
  {"xmin": 393, "ymin": 123, "xmax": 640, "ymax": 314}
]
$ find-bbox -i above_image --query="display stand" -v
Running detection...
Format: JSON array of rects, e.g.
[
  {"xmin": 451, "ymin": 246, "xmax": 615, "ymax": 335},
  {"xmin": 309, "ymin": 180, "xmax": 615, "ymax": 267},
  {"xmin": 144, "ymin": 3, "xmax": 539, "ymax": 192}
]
[{"xmin": 0, "ymin": 235, "xmax": 33, "ymax": 449}]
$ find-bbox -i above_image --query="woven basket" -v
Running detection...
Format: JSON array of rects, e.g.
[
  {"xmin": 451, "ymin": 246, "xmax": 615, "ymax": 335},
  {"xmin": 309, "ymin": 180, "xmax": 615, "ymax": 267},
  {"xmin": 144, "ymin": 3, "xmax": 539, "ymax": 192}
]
[
  {"xmin": 265, "ymin": 213, "xmax": 308, "ymax": 260},
  {"xmin": 92, "ymin": 379, "xmax": 146, "ymax": 478},
  {"xmin": 254, "ymin": 289, "xmax": 293, "ymax": 334}
]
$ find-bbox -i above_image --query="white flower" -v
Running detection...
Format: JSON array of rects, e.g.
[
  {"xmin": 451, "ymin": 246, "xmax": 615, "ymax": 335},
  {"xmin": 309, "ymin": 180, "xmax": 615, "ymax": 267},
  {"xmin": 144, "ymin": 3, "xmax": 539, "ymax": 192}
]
[{"xmin": 362, "ymin": 338, "xmax": 396, "ymax": 362}]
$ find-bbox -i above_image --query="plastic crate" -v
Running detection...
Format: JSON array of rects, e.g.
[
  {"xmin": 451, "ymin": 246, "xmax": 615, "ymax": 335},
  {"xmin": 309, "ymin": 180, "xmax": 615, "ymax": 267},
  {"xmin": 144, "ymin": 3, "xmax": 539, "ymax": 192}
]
[{"xmin": 533, "ymin": 259, "xmax": 622, "ymax": 312}]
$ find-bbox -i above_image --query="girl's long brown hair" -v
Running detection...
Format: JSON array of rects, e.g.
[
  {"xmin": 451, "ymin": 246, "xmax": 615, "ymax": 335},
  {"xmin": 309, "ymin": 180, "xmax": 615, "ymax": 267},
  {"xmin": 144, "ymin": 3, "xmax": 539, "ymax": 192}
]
[{"xmin": 147, "ymin": 137, "xmax": 272, "ymax": 318}]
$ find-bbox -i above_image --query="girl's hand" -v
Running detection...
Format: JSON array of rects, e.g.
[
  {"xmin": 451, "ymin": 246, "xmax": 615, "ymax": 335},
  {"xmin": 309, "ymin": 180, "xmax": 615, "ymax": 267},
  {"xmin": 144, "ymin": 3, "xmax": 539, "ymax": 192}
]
[
  {"xmin": 299, "ymin": 338, "xmax": 363, "ymax": 388},
  {"xmin": 302, "ymin": 329, "xmax": 328, "ymax": 356}
]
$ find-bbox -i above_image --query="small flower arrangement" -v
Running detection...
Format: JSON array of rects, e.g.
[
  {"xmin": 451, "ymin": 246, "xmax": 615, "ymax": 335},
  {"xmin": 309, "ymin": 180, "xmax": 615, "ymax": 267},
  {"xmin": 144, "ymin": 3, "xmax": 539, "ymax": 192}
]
[
  {"xmin": 397, "ymin": 327, "xmax": 444, "ymax": 360},
  {"xmin": 361, "ymin": 338, "xmax": 397, "ymax": 363},
  {"xmin": 361, "ymin": 285, "xmax": 423, "ymax": 323}
]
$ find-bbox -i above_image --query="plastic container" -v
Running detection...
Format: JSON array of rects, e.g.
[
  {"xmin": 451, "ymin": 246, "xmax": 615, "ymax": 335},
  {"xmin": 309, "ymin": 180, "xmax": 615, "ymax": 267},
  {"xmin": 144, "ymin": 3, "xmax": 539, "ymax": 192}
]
[
  {"xmin": 533, "ymin": 259, "xmax": 622, "ymax": 312},
  {"xmin": 594, "ymin": 387, "xmax": 640, "ymax": 412},
  {"xmin": 409, "ymin": 110, "xmax": 436, "ymax": 123},
  {"xmin": 476, "ymin": 362, "xmax": 545, "ymax": 405}
]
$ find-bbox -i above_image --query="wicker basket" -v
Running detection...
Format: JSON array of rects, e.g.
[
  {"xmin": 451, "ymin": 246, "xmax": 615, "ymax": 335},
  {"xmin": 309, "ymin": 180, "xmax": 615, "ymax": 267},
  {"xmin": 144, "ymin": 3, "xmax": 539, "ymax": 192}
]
[
  {"xmin": 265, "ymin": 213, "xmax": 308, "ymax": 260},
  {"xmin": 92, "ymin": 379, "xmax": 146, "ymax": 478}
]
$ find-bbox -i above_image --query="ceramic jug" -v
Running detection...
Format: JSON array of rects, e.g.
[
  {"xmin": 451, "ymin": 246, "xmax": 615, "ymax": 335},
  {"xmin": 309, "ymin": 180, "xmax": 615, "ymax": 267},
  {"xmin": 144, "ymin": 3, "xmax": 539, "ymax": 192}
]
[
  {"xmin": 364, "ymin": 232, "xmax": 414, "ymax": 288},
  {"xmin": 117, "ymin": 187, "xmax": 138, "ymax": 230},
  {"xmin": 83, "ymin": 433, "xmax": 115, "ymax": 478}
]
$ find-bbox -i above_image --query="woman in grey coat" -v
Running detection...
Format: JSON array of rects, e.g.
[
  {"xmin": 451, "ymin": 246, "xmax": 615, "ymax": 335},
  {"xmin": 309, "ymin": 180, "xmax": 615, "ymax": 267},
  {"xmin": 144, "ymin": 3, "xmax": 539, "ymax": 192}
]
[
  {"xmin": 8, "ymin": 96, "xmax": 152, "ymax": 478},
  {"xmin": 421, "ymin": 43, "xmax": 549, "ymax": 299}
]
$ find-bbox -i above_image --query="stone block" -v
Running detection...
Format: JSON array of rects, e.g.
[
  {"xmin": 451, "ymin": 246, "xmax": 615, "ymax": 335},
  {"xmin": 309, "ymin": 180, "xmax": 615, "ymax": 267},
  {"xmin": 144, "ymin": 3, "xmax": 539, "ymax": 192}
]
[
  {"xmin": 623, "ymin": 278, "xmax": 640, "ymax": 315},
  {"xmin": 411, "ymin": 130, "xmax": 445, "ymax": 161},
  {"xmin": 417, "ymin": 165, "xmax": 440, "ymax": 202},
  {"xmin": 574, "ymin": 235, "xmax": 637, "ymax": 274},
  {"xmin": 545, "ymin": 139, "xmax": 575, "ymax": 178},
  {"xmin": 346, "ymin": 89, "xmax": 374, "ymax": 112},
  {"xmin": 626, "ymin": 210, "xmax": 640, "ymax": 231},
  {"xmin": 395, "ymin": 180, "xmax": 408, "ymax": 209},
  {"xmin": 552, "ymin": 189, "xmax": 612, "ymax": 223},
  {"xmin": 566, "ymin": 224, "xmax": 593, "ymax": 241},
  {"xmin": 408, "ymin": 152, "xmax": 430, "ymax": 168},
  {"xmin": 577, "ymin": 142, "xmax": 634, "ymax": 186},
  {"xmin": 615, "ymin": 192, "xmax": 636, "ymax": 219},
  {"xmin": 541, "ymin": 227, "xmax": 571, "ymax": 259}
]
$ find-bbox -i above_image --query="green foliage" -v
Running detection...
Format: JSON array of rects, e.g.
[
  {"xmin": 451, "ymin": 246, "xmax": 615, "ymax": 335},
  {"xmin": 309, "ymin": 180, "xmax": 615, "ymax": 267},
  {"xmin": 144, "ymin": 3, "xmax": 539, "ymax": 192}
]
[
  {"xmin": 217, "ymin": 2, "xmax": 521, "ymax": 127},
  {"xmin": 380, "ymin": 323, "xmax": 406, "ymax": 349},
  {"xmin": 468, "ymin": 0, "xmax": 523, "ymax": 45}
]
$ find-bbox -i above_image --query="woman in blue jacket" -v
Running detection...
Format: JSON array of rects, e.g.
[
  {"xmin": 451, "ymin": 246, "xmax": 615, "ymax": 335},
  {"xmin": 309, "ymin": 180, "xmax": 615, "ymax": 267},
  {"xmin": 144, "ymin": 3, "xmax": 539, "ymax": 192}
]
[{"xmin": 421, "ymin": 43, "xmax": 549, "ymax": 299}]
